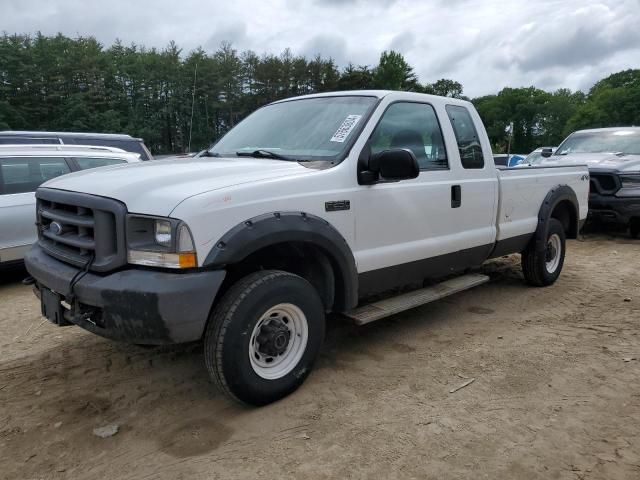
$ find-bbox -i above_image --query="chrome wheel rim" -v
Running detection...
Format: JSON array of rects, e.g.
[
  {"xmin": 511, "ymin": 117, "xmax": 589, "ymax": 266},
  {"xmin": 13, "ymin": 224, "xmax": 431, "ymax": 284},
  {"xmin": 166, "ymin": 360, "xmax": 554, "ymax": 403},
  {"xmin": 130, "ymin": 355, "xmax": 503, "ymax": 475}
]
[
  {"xmin": 545, "ymin": 233, "xmax": 562, "ymax": 273},
  {"xmin": 249, "ymin": 303, "xmax": 308, "ymax": 380}
]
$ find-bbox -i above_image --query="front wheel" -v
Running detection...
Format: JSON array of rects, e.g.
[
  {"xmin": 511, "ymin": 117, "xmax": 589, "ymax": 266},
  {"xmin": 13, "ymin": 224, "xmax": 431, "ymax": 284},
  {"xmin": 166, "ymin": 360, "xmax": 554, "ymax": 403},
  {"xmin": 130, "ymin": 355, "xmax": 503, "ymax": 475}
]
[
  {"xmin": 204, "ymin": 270, "xmax": 325, "ymax": 406},
  {"xmin": 521, "ymin": 218, "xmax": 566, "ymax": 287}
]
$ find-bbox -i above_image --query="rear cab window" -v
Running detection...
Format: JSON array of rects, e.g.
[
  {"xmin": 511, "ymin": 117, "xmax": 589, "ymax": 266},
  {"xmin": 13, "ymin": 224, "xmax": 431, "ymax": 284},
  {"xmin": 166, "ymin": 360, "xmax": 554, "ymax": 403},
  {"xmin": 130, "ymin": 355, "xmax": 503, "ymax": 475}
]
[
  {"xmin": 0, "ymin": 157, "xmax": 71, "ymax": 195},
  {"xmin": 445, "ymin": 105, "xmax": 484, "ymax": 169}
]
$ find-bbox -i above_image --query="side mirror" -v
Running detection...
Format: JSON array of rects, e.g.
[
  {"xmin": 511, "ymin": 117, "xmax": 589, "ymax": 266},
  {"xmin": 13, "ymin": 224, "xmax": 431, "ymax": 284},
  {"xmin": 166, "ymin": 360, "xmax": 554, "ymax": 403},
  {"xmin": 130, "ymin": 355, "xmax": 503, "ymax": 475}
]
[
  {"xmin": 541, "ymin": 148, "xmax": 553, "ymax": 158},
  {"xmin": 362, "ymin": 148, "xmax": 419, "ymax": 183}
]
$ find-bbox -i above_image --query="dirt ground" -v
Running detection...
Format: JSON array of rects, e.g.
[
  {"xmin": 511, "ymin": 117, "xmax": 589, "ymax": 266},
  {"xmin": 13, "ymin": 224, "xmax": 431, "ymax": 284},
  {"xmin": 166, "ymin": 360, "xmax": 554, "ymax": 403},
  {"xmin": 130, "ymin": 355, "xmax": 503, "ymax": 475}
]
[{"xmin": 1, "ymin": 233, "xmax": 639, "ymax": 480}]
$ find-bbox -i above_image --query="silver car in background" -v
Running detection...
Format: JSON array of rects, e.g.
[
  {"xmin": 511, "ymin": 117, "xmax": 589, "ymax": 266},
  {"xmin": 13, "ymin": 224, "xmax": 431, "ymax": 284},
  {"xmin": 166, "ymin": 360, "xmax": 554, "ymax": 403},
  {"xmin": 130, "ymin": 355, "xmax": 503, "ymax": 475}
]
[{"xmin": 0, "ymin": 145, "xmax": 141, "ymax": 265}]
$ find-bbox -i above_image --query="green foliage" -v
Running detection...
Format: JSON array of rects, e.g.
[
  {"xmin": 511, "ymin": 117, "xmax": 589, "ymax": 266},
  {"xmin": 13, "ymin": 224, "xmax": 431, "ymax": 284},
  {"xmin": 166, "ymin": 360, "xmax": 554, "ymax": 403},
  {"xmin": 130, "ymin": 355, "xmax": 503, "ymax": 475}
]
[
  {"xmin": 373, "ymin": 51, "xmax": 419, "ymax": 91},
  {"xmin": 423, "ymin": 79, "xmax": 465, "ymax": 98},
  {"xmin": 0, "ymin": 33, "xmax": 637, "ymax": 155},
  {"xmin": 338, "ymin": 63, "xmax": 375, "ymax": 90},
  {"xmin": 0, "ymin": 34, "xmax": 341, "ymax": 153},
  {"xmin": 565, "ymin": 69, "xmax": 640, "ymax": 133}
]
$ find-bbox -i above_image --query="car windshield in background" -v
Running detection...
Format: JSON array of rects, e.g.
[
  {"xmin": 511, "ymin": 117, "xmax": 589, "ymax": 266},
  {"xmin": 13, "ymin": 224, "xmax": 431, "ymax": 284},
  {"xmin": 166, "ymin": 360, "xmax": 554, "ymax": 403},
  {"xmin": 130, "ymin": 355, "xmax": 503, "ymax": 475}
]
[
  {"xmin": 209, "ymin": 96, "xmax": 377, "ymax": 161},
  {"xmin": 556, "ymin": 130, "xmax": 640, "ymax": 155},
  {"xmin": 522, "ymin": 151, "xmax": 543, "ymax": 164}
]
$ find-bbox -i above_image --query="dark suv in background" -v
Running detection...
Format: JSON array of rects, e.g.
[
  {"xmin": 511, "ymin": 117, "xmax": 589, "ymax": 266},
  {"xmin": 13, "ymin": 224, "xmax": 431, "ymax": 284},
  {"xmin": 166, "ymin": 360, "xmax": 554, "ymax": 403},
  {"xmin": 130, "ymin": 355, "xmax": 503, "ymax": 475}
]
[{"xmin": 0, "ymin": 131, "xmax": 153, "ymax": 160}]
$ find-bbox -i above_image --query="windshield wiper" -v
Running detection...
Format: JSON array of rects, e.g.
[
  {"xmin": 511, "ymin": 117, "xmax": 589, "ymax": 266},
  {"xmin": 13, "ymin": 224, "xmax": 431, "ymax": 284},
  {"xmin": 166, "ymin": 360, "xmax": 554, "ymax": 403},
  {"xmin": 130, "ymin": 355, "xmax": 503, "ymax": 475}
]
[
  {"xmin": 201, "ymin": 151, "xmax": 220, "ymax": 157},
  {"xmin": 235, "ymin": 149, "xmax": 294, "ymax": 161}
]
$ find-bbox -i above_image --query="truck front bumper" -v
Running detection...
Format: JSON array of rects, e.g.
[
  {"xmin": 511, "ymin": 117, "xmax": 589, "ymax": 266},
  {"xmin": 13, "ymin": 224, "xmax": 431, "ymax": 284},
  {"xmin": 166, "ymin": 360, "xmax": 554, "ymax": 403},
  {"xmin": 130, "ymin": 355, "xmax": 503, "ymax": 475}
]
[
  {"xmin": 24, "ymin": 244, "xmax": 225, "ymax": 344},
  {"xmin": 588, "ymin": 193, "xmax": 640, "ymax": 225}
]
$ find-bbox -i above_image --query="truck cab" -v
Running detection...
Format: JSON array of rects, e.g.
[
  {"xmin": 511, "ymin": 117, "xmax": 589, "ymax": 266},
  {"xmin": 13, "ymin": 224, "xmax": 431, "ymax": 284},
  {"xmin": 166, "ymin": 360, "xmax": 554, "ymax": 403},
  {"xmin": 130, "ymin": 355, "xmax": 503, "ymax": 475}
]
[{"xmin": 24, "ymin": 91, "xmax": 589, "ymax": 405}]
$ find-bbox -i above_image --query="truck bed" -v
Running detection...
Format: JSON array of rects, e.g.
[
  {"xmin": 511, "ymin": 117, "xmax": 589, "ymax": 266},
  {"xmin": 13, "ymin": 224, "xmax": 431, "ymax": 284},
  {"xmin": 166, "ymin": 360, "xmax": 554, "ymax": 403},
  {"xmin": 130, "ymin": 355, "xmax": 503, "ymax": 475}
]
[{"xmin": 495, "ymin": 165, "xmax": 589, "ymax": 242}]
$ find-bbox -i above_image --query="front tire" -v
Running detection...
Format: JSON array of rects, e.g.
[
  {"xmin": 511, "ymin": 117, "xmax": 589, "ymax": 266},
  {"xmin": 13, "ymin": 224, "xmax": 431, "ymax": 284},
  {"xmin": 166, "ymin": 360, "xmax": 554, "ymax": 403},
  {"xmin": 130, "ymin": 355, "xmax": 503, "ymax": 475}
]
[
  {"xmin": 521, "ymin": 218, "xmax": 566, "ymax": 287},
  {"xmin": 204, "ymin": 270, "xmax": 325, "ymax": 406}
]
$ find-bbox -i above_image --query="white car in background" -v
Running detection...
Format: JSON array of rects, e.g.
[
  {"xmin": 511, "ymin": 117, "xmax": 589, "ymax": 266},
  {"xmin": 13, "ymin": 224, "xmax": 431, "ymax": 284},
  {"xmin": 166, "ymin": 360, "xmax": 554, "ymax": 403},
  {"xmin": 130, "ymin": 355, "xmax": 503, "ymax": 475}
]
[{"xmin": 0, "ymin": 145, "xmax": 140, "ymax": 265}]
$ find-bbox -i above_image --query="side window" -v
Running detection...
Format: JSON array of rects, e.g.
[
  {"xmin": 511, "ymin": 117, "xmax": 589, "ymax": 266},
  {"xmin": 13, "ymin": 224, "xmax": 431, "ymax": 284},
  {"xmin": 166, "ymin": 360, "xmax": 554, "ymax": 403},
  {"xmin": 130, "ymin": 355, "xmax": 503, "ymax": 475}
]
[
  {"xmin": 0, "ymin": 157, "xmax": 71, "ymax": 195},
  {"xmin": 368, "ymin": 102, "xmax": 448, "ymax": 170},
  {"xmin": 73, "ymin": 157, "xmax": 126, "ymax": 170},
  {"xmin": 0, "ymin": 137, "xmax": 60, "ymax": 145},
  {"xmin": 446, "ymin": 105, "xmax": 484, "ymax": 169}
]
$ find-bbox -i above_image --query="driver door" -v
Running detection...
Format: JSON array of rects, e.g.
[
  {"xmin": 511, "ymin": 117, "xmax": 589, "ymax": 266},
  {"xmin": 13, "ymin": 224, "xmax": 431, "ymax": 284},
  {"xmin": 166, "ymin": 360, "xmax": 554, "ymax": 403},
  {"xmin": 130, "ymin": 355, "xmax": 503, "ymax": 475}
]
[{"xmin": 353, "ymin": 101, "xmax": 492, "ymax": 292}]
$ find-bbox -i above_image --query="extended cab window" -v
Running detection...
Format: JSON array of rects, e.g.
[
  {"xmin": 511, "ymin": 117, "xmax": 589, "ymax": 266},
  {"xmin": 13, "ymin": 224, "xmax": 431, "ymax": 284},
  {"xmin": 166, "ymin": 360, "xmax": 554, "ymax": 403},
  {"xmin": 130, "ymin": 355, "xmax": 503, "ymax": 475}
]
[
  {"xmin": 0, "ymin": 156, "xmax": 70, "ymax": 194},
  {"xmin": 369, "ymin": 102, "xmax": 448, "ymax": 170},
  {"xmin": 73, "ymin": 157, "xmax": 127, "ymax": 170},
  {"xmin": 446, "ymin": 105, "xmax": 484, "ymax": 169}
]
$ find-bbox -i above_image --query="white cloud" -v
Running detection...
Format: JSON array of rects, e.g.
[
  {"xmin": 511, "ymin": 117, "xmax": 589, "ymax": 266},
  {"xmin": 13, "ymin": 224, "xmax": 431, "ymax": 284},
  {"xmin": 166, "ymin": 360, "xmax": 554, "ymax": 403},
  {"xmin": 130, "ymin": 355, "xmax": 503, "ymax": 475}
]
[{"xmin": 2, "ymin": 0, "xmax": 639, "ymax": 96}]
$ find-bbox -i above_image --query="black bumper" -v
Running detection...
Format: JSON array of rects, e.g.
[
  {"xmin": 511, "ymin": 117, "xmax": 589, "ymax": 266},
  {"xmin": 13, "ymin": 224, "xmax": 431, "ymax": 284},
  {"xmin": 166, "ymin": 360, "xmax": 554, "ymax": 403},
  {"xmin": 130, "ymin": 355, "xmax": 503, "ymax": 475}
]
[
  {"xmin": 588, "ymin": 193, "xmax": 640, "ymax": 225},
  {"xmin": 24, "ymin": 244, "xmax": 225, "ymax": 344}
]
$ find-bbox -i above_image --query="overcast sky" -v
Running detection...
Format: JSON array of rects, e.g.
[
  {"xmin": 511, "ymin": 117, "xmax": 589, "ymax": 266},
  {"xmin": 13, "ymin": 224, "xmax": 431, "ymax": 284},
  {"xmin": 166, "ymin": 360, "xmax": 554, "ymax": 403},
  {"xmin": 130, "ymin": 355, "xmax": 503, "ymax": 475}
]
[{"xmin": 3, "ymin": 0, "xmax": 639, "ymax": 97}]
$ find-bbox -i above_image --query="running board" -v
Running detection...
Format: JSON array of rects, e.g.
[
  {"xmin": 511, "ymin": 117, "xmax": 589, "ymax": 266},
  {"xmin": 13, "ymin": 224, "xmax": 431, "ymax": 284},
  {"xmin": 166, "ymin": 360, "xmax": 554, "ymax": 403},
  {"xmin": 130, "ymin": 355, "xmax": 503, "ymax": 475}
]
[{"xmin": 345, "ymin": 273, "xmax": 490, "ymax": 325}]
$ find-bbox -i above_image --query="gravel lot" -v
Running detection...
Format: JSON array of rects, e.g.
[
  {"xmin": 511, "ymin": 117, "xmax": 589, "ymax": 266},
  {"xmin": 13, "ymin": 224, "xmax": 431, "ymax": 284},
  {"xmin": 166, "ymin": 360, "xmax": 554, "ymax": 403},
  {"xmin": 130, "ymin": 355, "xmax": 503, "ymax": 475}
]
[{"xmin": 1, "ymin": 233, "xmax": 639, "ymax": 480}]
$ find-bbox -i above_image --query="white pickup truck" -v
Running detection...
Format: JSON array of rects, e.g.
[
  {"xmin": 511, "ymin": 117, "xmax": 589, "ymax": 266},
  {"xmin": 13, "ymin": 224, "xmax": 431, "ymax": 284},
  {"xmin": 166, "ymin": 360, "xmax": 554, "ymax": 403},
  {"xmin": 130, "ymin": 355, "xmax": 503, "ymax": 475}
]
[{"xmin": 25, "ymin": 91, "xmax": 589, "ymax": 405}]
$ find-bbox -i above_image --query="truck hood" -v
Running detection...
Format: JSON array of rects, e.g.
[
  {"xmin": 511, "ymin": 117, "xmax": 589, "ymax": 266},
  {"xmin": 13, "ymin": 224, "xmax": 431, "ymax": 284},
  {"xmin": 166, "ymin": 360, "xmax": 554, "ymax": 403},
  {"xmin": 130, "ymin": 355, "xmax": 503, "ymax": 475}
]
[
  {"xmin": 41, "ymin": 157, "xmax": 314, "ymax": 216},
  {"xmin": 540, "ymin": 153, "xmax": 640, "ymax": 173}
]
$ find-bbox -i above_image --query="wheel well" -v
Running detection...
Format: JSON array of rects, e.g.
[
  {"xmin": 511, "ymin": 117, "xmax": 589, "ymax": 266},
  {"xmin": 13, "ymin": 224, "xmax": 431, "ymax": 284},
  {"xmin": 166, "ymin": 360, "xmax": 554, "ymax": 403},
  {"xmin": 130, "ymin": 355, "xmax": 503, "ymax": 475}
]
[
  {"xmin": 551, "ymin": 200, "xmax": 578, "ymax": 239},
  {"xmin": 218, "ymin": 242, "xmax": 342, "ymax": 312}
]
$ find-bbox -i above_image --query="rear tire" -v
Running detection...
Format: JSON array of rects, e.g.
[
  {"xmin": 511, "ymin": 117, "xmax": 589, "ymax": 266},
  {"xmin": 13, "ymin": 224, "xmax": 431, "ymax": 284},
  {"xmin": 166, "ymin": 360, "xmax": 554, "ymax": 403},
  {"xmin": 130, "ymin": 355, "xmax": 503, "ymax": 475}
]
[
  {"xmin": 204, "ymin": 270, "xmax": 325, "ymax": 406},
  {"xmin": 522, "ymin": 218, "xmax": 566, "ymax": 287}
]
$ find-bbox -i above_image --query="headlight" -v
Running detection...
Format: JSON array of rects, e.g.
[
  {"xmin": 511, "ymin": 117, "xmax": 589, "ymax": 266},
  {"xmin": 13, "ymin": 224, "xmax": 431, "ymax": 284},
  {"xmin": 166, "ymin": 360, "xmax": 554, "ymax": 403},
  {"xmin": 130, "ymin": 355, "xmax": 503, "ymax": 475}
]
[
  {"xmin": 126, "ymin": 215, "xmax": 197, "ymax": 269},
  {"xmin": 154, "ymin": 220, "xmax": 172, "ymax": 247},
  {"xmin": 617, "ymin": 174, "xmax": 640, "ymax": 197}
]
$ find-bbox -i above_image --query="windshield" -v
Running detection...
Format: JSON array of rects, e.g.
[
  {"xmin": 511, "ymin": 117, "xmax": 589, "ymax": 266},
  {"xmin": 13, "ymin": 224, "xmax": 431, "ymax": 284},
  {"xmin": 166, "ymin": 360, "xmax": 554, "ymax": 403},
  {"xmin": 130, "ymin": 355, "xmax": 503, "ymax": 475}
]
[
  {"xmin": 522, "ymin": 151, "xmax": 543, "ymax": 164},
  {"xmin": 209, "ymin": 96, "xmax": 377, "ymax": 161},
  {"xmin": 555, "ymin": 130, "xmax": 640, "ymax": 155}
]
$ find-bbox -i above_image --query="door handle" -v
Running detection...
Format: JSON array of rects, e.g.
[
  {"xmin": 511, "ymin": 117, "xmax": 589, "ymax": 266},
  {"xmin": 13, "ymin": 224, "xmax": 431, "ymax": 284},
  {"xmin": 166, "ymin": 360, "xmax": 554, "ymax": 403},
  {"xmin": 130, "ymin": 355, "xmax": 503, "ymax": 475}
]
[{"xmin": 451, "ymin": 185, "xmax": 461, "ymax": 208}]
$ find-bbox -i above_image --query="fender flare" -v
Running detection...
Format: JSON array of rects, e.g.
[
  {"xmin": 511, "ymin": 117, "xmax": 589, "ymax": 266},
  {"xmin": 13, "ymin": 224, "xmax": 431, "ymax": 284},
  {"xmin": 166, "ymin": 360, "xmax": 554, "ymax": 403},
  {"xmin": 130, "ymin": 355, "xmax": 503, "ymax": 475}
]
[
  {"xmin": 532, "ymin": 185, "xmax": 580, "ymax": 250},
  {"xmin": 203, "ymin": 211, "xmax": 358, "ymax": 311}
]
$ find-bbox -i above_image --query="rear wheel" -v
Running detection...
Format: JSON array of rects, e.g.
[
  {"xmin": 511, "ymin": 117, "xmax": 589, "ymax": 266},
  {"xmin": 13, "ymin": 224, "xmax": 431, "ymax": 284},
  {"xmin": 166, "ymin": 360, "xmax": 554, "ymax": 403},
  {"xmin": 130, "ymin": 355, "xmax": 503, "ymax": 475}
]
[
  {"xmin": 522, "ymin": 218, "xmax": 566, "ymax": 287},
  {"xmin": 204, "ymin": 270, "xmax": 325, "ymax": 406}
]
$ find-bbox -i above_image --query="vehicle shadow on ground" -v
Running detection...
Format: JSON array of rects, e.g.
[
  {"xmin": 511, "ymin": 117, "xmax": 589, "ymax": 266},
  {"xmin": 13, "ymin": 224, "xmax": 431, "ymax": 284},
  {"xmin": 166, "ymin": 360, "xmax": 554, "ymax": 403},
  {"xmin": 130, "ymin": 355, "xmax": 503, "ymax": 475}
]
[
  {"xmin": 0, "ymin": 263, "xmax": 29, "ymax": 286},
  {"xmin": 0, "ymin": 277, "xmax": 491, "ymax": 417},
  {"xmin": 1, "ymin": 251, "xmax": 529, "ymax": 416}
]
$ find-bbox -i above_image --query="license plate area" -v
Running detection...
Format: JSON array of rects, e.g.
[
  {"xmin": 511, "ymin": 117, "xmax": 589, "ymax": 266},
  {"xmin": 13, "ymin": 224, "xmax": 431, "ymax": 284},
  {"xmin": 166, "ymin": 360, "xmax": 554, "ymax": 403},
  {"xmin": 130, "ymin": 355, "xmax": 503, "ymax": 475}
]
[{"xmin": 41, "ymin": 288, "xmax": 69, "ymax": 326}]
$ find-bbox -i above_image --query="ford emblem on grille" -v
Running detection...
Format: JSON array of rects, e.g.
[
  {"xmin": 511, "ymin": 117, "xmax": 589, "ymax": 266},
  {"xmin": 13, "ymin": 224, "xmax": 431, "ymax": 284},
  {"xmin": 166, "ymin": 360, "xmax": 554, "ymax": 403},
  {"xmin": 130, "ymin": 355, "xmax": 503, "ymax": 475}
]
[{"xmin": 49, "ymin": 221, "xmax": 63, "ymax": 235}]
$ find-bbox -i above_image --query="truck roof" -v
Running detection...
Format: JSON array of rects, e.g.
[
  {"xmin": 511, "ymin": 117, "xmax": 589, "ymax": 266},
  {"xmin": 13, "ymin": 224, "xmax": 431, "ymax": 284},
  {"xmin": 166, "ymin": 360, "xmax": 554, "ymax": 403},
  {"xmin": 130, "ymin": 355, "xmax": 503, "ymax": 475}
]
[{"xmin": 272, "ymin": 90, "xmax": 473, "ymax": 107}]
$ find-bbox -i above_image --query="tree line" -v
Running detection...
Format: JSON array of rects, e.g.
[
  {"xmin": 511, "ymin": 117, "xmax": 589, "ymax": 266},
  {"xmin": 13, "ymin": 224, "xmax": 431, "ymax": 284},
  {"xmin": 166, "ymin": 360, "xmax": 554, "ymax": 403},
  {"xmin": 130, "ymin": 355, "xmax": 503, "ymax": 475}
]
[{"xmin": 1, "ymin": 33, "xmax": 638, "ymax": 154}]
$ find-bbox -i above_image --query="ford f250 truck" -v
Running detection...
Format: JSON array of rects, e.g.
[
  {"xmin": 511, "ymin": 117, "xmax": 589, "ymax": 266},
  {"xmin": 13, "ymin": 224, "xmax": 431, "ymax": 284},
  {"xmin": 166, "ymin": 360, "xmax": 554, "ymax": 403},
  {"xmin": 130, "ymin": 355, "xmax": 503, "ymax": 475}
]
[
  {"xmin": 537, "ymin": 127, "xmax": 640, "ymax": 238},
  {"xmin": 24, "ymin": 91, "xmax": 589, "ymax": 405}
]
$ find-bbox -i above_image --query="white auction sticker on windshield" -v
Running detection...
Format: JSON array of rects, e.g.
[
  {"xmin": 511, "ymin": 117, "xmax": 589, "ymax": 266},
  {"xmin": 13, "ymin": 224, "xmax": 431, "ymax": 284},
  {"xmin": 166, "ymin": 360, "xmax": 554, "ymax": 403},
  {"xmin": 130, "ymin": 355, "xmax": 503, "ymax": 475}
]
[{"xmin": 330, "ymin": 115, "xmax": 362, "ymax": 143}]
